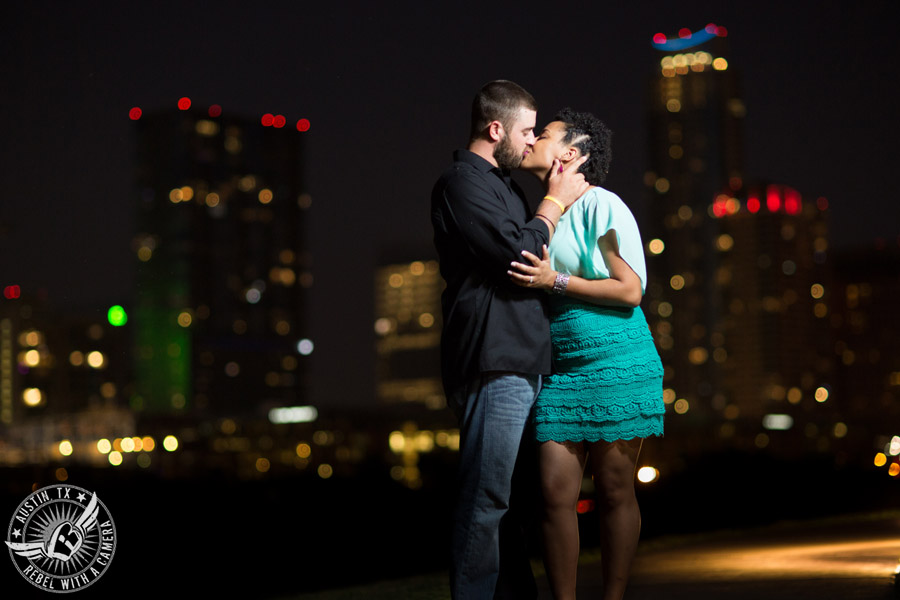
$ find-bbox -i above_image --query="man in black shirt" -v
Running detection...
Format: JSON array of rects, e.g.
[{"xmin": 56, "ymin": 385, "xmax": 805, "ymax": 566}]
[{"xmin": 431, "ymin": 80, "xmax": 588, "ymax": 599}]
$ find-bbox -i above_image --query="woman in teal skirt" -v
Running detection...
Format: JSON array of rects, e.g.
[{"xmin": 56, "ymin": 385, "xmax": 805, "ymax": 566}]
[{"xmin": 509, "ymin": 108, "xmax": 664, "ymax": 600}]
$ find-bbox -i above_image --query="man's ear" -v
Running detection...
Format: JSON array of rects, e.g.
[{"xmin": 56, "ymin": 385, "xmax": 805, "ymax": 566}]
[{"xmin": 487, "ymin": 120, "xmax": 505, "ymax": 143}]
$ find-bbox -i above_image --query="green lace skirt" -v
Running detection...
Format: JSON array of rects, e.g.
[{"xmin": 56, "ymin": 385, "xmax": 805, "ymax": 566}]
[{"xmin": 534, "ymin": 297, "xmax": 665, "ymax": 443}]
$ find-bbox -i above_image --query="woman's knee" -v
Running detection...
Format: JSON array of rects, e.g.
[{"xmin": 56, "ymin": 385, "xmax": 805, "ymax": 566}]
[
  {"xmin": 593, "ymin": 477, "xmax": 636, "ymax": 509},
  {"xmin": 541, "ymin": 474, "xmax": 581, "ymax": 511}
]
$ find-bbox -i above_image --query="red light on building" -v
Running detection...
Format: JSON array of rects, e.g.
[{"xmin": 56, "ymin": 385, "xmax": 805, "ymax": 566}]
[
  {"xmin": 296, "ymin": 118, "xmax": 311, "ymax": 132},
  {"xmin": 129, "ymin": 107, "xmax": 142, "ymax": 120},
  {"xmin": 816, "ymin": 196, "xmax": 829, "ymax": 211},
  {"xmin": 3, "ymin": 285, "xmax": 21, "ymax": 300},
  {"xmin": 678, "ymin": 28, "xmax": 692, "ymax": 39},
  {"xmin": 653, "ymin": 33, "xmax": 667, "ymax": 44},
  {"xmin": 576, "ymin": 499, "xmax": 595, "ymax": 514},
  {"xmin": 177, "ymin": 97, "xmax": 192, "ymax": 110},
  {"xmin": 712, "ymin": 194, "xmax": 729, "ymax": 218},
  {"xmin": 716, "ymin": 26, "xmax": 728, "ymax": 37},
  {"xmin": 766, "ymin": 186, "xmax": 782, "ymax": 212},
  {"xmin": 784, "ymin": 188, "xmax": 802, "ymax": 215},
  {"xmin": 208, "ymin": 104, "xmax": 222, "ymax": 118},
  {"xmin": 747, "ymin": 195, "xmax": 761, "ymax": 213},
  {"xmin": 273, "ymin": 115, "xmax": 286, "ymax": 128},
  {"xmin": 261, "ymin": 113, "xmax": 275, "ymax": 127},
  {"xmin": 705, "ymin": 23, "xmax": 718, "ymax": 34}
]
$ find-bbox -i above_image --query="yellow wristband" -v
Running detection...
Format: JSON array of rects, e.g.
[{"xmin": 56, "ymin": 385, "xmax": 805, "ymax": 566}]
[{"xmin": 544, "ymin": 195, "xmax": 566, "ymax": 213}]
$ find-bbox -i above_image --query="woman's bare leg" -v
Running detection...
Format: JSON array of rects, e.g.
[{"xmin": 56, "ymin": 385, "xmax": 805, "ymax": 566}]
[
  {"xmin": 539, "ymin": 440, "xmax": 587, "ymax": 600},
  {"xmin": 588, "ymin": 438, "xmax": 643, "ymax": 600}
]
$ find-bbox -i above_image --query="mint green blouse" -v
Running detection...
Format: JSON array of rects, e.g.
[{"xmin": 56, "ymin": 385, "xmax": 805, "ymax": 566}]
[{"xmin": 548, "ymin": 186, "xmax": 647, "ymax": 293}]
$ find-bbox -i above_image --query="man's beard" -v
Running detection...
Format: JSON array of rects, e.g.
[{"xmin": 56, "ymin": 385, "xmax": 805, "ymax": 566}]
[{"xmin": 493, "ymin": 133, "xmax": 522, "ymax": 170}]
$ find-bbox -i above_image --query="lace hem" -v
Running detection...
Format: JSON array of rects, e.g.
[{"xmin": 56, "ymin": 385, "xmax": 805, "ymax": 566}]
[{"xmin": 536, "ymin": 415, "xmax": 664, "ymax": 443}]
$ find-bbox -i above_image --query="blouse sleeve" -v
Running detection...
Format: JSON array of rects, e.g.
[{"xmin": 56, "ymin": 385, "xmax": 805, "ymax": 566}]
[{"xmin": 586, "ymin": 190, "xmax": 648, "ymax": 293}]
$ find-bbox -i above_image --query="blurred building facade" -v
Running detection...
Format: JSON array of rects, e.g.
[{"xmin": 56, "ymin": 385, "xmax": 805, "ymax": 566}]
[
  {"xmin": 373, "ymin": 259, "xmax": 444, "ymax": 410},
  {"xmin": 642, "ymin": 25, "xmax": 838, "ymax": 459},
  {"xmin": 711, "ymin": 183, "xmax": 833, "ymax": 457},
  {"xmin": 0, "ymin": 292, "xmax": 135, "ymax": 468},
  {"xmin": 831, "ymin": 244, "xmax": 900, "ymax": 475},
  {"xmin": 131, "ymin": 104, "xmax": 313, "ymax": 419},
  {"xmin": 373, "ymin": 257, "xmax": 455, "ymax": 488}
]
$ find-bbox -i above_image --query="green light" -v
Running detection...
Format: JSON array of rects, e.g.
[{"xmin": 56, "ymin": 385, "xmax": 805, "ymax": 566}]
[{"xmin": 108, "ymin": 305, "xmax": 128, "ymax": 327}]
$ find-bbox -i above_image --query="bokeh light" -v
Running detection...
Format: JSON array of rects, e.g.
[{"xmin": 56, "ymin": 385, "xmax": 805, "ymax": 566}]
[
  {"xmin": 108, "ymin": 305, "xmax": 128, "ymax": 326},
  {"xmin": 23, "ymin": 388, "xmax": 44, "ymax": 406},
  {"xmin": 58, "ymin": 440, "xmax": 73, "ymax": 456},
  {"xmin": 637, "ymin": 466, "xmax": 659, "ymax": 483}
]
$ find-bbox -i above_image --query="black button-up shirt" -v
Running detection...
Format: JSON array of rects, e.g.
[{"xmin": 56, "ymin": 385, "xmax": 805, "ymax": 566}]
[{"xmin": 431, "ymin": 149, "xmax": 552, "ymax": 393}]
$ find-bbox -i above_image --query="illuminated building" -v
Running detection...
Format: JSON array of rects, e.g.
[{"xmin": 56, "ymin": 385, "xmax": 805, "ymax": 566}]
[
  {"xmin": 644, "ymin": 24, "xmax": 742, "ymax": 435},
  {"xmin": 644, "ymin": 26, "xmax": 834, "ymax": 454},
  {"xmin": 831, "ymin": 243, "xmax": 900, "ymax": 471},
  {"xmin": 131, "ymin": 100, "xmax": 312, "ymax": 416},
  {"xmin": 711, "ymin": 184, "xmax": 833, "ymax": 454},
  {"xmin": 373, "ymin": 257, "xmax": 457, "ymax": 487},
  {"xmin": 374, "ymin": 259, "xmax": 444, "ymax": 409},
  {"xmin": 0, "ymin": 292, "xmax": 134, "ymax": 467}
]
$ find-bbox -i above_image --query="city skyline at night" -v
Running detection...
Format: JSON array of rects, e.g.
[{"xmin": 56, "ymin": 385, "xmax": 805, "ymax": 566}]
[
  {"xmin": 1, "ymin": 13, "xmax": 897, "ymax": 477},
  {"xmin": 2, "ymin": 3, "xmax": 898, "ymax": 413},
  {"xmin": 1, "ymin": 6, "xmax": 899, "ymax": 597}
]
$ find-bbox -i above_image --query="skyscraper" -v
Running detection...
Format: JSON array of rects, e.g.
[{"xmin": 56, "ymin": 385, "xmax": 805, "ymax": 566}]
[
  {"xmin": 644, "ymin": 24, "xmax": 745, "ymax": 440},
  {"xmin": 643, "ymin": 26, "xmax": 834, "ymax": 454},
  {"xmin": 711, "ymin": 183, "xmax": 832, "ymax": 454},
  {"xmin": 131, "ymin": 101, "xmax": 312, "ymax": 418}
]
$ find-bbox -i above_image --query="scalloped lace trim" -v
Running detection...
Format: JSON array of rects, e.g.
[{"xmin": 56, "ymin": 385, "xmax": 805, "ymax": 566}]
[{"xmin": 536, "ymin": 415, "xmax": 664, "ymax": 443}]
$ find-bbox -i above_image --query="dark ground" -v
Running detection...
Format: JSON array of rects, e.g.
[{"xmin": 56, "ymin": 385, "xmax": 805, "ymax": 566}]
[{"xmin": 2, "ymin": 451, "xmax": 898, "ymax": 598}]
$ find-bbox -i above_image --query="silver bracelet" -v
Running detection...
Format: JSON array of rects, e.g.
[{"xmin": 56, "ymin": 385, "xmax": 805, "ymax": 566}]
[{"xmin": 551, "ymin": 272, "xmax": 570, "ymax": 295}]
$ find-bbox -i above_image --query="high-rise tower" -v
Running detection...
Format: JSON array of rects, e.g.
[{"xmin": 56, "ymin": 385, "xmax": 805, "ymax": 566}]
[
  {"xmin": 131, "ymin": 102, "xmax": 312, "ymax": 417},
  {"xmin": 643, "ymin": 26, "xmax": 834, "ymax": 453},
  {"xmin": 644, "ymin": 24, "xmax": 744, "ymax": 437}
]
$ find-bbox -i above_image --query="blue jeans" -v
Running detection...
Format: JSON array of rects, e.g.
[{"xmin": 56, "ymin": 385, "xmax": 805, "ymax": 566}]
[{"xmin": 448, "ymin": 372, "xmax": 540, "ymax": 600}]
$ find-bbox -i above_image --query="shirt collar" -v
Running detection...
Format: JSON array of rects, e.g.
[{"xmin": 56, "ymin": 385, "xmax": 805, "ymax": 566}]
[{"xmin": 453, "ymin": 149, "xmax": 512, "ymax": 185}]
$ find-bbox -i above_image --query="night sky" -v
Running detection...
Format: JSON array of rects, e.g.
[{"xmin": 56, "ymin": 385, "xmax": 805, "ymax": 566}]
[{"xmin": 2, "ymin": 1, "xmax": 898, "ymax": 408}]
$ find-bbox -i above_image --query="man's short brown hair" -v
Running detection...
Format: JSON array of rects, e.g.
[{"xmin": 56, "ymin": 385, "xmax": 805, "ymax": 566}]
[{"xmin": 470, "ymin": 80, "xmax": 537, "ymax": 142}]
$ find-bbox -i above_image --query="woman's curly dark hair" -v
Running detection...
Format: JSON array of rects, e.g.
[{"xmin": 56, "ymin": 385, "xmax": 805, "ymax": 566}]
[{"xmin": 554, "ymin": 108, "xmax": 612, "ymax": 185}]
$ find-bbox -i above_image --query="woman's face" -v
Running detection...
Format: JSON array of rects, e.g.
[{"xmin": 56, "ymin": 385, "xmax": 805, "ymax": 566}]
[{"xmin": 521, "ymin": 121, "xmax": 569, "ymax": 174}]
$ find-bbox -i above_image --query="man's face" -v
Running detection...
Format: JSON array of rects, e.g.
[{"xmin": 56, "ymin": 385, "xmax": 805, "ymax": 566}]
[{"xmin": 493, "ymin": 107, "xmax": 536, "ymax": 169}]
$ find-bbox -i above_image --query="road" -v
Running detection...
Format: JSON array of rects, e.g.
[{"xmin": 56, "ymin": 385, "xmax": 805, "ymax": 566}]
[{"xmin": 540, "ymin": 514, "xmax": 900, "ymax": 599}]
